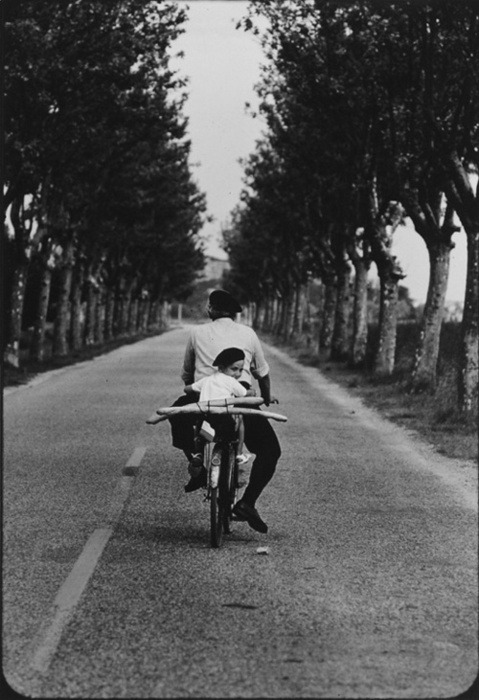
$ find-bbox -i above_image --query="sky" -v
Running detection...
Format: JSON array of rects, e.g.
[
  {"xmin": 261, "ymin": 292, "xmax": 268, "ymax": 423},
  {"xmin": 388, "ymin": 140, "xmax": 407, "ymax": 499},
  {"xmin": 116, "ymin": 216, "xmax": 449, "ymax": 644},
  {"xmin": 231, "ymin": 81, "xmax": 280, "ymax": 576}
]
[{"xmin": 172, "ymin": 1, "xmax": 467, "ymax": 305}]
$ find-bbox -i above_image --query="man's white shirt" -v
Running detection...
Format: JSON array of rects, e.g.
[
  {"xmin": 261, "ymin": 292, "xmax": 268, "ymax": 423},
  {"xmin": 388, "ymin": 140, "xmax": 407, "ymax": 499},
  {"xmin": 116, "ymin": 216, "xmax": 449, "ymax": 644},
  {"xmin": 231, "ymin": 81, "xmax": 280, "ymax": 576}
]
[{"xmin": 181, "ymin": 318, "xmax": 270, "ymax": 386}]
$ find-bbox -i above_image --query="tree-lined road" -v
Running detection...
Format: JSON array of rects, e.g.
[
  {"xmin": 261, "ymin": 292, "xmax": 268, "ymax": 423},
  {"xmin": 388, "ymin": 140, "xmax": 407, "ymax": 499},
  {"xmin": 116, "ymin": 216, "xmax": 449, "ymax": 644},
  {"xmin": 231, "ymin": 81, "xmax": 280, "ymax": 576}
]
[{"xmin": 4, "ymin": 328, "xmax": 477, "ymax": 698}]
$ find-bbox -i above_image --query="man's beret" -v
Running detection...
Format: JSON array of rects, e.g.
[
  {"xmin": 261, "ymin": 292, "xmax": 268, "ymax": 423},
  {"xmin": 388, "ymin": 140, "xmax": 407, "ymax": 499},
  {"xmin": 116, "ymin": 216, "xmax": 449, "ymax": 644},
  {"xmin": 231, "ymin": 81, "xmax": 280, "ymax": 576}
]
[{"xmin": 209, "ymin": 289, "xmax": 242, "ymax": 314}]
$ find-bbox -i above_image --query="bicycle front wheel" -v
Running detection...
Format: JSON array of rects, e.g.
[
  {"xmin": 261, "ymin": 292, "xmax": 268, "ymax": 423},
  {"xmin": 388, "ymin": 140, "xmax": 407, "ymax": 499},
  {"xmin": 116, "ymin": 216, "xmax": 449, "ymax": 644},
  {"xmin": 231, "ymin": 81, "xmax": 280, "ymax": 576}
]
[
  {"xmin": 209, "ymin": 444, "xmax": 224, "ymax": 548},
  {"xmin": 210, "ymin": 485, "xmax": 223, "ymax": 548},
  {"xmin": 220, "ymin": 442, "xmax": 236, "ymax": 535}
]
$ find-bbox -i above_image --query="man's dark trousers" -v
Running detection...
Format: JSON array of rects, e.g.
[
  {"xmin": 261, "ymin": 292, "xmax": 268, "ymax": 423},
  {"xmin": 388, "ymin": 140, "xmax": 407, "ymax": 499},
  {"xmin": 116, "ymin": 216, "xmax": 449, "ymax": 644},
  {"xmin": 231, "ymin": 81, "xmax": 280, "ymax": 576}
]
[{"xmin": 169, "ymin": 394, "xmax": 281, "ymax": 507}]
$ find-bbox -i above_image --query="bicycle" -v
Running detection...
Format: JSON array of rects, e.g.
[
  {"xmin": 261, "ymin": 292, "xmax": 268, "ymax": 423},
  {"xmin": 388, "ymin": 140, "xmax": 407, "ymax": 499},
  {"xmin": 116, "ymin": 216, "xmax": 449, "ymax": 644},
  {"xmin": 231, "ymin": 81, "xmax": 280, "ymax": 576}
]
[
  {"xmin": 147, "ymin": 397, "xmax": 287, "ymax": 548},
  {"xmin": 200, "ymin": 417, "xmax": 239, "ymax": 548}
]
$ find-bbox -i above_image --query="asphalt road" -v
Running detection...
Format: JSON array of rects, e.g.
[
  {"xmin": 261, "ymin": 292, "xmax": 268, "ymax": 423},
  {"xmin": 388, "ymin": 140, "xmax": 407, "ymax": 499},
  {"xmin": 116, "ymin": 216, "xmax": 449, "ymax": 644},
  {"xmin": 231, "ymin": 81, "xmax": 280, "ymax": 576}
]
[{"xmin": 3, "ymin": 326, "xmax": 478, "ymax": 698}]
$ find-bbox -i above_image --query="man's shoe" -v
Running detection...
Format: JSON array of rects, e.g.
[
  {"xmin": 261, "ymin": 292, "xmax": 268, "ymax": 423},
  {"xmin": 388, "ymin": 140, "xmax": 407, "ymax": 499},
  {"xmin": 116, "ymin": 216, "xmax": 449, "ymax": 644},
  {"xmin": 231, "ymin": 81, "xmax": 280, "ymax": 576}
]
[
  {"xmin": 184, "ymin": 467, "xmax": 207, "ymax": 493},
  {"xmin": 232, "ymin": 500, "xmax": 268, "ymax": 533},
  {"xmin": 188, "ymin": 453, "xmax": 203, "ymax": 477}
]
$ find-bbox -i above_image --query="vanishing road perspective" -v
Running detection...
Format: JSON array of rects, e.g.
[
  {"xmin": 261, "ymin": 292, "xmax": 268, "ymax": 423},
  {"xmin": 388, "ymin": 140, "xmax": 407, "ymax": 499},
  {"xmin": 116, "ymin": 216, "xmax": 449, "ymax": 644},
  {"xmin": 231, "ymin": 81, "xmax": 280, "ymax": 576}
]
[{"xmin": 4, "ymin": 327, "xmax": 478, "ymax": 698}]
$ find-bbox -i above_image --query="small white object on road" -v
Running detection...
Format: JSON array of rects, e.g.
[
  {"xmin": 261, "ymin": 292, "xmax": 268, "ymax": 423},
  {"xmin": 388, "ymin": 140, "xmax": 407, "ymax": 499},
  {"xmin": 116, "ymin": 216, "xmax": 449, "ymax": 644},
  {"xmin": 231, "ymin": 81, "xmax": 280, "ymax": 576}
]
[{"xmin": 256, "ymin": 547, "xmax": 269, "ymax": 555}]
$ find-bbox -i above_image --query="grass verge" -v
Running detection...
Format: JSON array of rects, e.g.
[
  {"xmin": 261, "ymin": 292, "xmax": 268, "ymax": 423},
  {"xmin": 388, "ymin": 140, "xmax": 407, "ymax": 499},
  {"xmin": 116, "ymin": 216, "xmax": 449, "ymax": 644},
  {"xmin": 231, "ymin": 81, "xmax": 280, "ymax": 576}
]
[{"xmin": 261, "ymin": 332, "xmax": 478, "ymax": 464}]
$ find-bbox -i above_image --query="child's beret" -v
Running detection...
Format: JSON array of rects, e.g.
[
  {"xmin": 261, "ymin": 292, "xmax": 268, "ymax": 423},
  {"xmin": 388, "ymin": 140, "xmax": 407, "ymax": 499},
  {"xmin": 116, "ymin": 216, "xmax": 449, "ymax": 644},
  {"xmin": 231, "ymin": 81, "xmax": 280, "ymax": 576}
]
[{"xmin": 213, "ymin": 347, "xmax": 245, "ymax": 367}]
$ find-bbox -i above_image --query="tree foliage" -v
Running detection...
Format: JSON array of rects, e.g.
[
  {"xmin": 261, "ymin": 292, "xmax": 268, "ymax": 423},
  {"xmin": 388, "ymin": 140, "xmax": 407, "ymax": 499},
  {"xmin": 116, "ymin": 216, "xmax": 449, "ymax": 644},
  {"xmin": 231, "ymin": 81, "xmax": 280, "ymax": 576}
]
[
  {"xmin": 225, "ymin": 0, "xmax": 478, "ymax": 411},
  {"xmin": 4, "ymin": 0, "xmax": 207, "ymax": 362}
]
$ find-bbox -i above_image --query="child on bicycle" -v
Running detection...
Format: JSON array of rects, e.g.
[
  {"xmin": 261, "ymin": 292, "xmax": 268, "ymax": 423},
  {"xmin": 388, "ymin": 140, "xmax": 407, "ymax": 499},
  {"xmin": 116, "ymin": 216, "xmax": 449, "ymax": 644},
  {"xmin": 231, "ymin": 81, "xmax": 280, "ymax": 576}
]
[{"xmin": 183, "ymin": 347, "xmax": 255, "ymax": 476}]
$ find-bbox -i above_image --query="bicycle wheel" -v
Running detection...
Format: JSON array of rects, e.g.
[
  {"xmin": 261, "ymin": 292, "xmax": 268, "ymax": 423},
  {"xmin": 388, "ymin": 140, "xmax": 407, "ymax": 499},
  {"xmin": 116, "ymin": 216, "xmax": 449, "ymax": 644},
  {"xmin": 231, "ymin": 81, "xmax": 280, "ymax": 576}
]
[
  {"xmin": 220, "ymin": 442, "xmax": 236, "ymax": 535},
  {"xmin": 210, "ymin": 486, "xmax": 223, "ymax": 547},
  {"xmin": 210, "ymin": 445, "xmax": 224, "ymax": 548}
]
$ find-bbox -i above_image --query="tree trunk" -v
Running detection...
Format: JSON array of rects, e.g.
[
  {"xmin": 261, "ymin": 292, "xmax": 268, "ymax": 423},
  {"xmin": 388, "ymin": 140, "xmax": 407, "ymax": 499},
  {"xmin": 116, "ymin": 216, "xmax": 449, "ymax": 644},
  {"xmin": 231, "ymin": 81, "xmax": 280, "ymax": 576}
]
[
  {"xmin": 268, "ymin": 298, "xmax": 276, "ymax": 334},
  {"xmin": 104, "ymin": 287, "xmax": 114, "ymax": 341},
  {"xmin": 4, "ymin": 197, "xmax": 34, "ymax": 366},
  {"xmin": 263, "ymin": 297, "xmax": 272, "ymax": 333},
  {"xmin": 160, "ymin": 300, "xmax": 170, "ymax": 329},
  {"xmin": 302, "ymin": 279, "xmax": 312, "ymax": 345},
  {"xmin": 252, "ymin": 301, "xmax": 262, "ymax": 330},
  {"xmin": 53, "ymin": 240, "xmax": 75, "ymax": 357},
  {"xmin": 121, "ymin": 285, "xmax": 132, "ymax": 336},
  {"xmin": 141, "ymin": 298, "xmax": 148, "ymax": 332},
  {"xmin": 4, "ymin": 262, "xmax": 28, "ymax": 367},
  {"xmin": 411, "ymin": 241, "xmax": 452, "ymax": 390},
  {"xmin": 84, "ymin": 274, "xmax": 97, "ymax": 346},
  {"xmin": 374, "ymin": 272, "xmax": 401, "ymax": 376},
  {"xmin": 279, "ymin": 296, "xmax": 290, "ymax": 339},
  {"xmin": 349, "ymin": 258, "xmax": 369, "ymax": 367},
  {"xmin": 331, "ymin": 265, "xmax": 352, "ymax": 362},
  {"xmin": 292, "ymin": 284, "xmax": 306, "ymax": 338},
  {"xmin": 135, "ymin": 295, "xmax": 142, "ymax": 333},
  {"xmin": 399, "ymin": 186, "xmax": 459, "ymax": 391},
  {"xmin": 439, "ymin": 151, "xmax": 478, "ymax": 414},
  {"xmin": 284, "ymin": 292, "xmax": 296, "ymax": 341},
  {"xmin": 31, "ymin": 263, "xmax": 53, "ymax": 362},
  {"xmin": 148, "ymin": 300, "xmax": 159, "ymax": 330},
  {"xmin": 271, "ymin": 297, "xmax": 278, "ymax": 333},
  {"xmin": 140, "ymin": 297, "xmax": 149, "ymax": 332},
  {"xmin": 95, "ymin": 287, "xmax": 105, "ymax": 345},
  {"xmin": 268, "ymin": 297, "xmax": 276, "ymax": 334},
  {"xmin": 158, "ymin": 300, "xmax": 164, "ymax": 329},
  {"xmin": 247, "ymin": 302, "xmax": 254, "ymax": 328},
  {"xmin": 240, "ymin": 302, "xmax": 248, "ymax": 326},
  {"xmin": 139, "ymin": 298, "xmax": 146, "ymax": 332},
  {"xmin": 320, "ymin": 279, "xmax": 337, "ymax": 352},
  {"xmin": 70, "ymin": 262, "xmax": 84, "ymax": 352},
  {"xmin": 256, "ymin": 299, "xmax": 264, "ymax": 332},
  {"xmin": 458, "ymin": 227, "xmax": 479, "ymax": 413},
  {"xmin": 128, "ymin": 297, "xmax": 139, "ymax": 336},
  {"xmin": 113, "ymin": 288, "xmax": 124, "ymax": 336},
  {"xmin": 364, "ymin": 184, "xmax": 405, "ymax": 376},
  {"xmin": 272, "ymin": 297, "xmax": 282, "ymax": 336},
  {"xmin": 275, "ymin": 297, "xmax": 283, "ymax": 335},
  {"xmin": 314, "ymin": 281, "xmax": 325, "ymax": 355},
  {"xmin": 155, "ymin": 300, "xmax": 163, "ymax": 328}
]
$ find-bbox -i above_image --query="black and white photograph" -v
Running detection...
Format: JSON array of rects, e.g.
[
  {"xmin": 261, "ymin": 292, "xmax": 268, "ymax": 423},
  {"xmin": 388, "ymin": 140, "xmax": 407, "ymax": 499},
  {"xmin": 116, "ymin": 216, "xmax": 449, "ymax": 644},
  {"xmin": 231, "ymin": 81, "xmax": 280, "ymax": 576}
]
[{"xmin": 3, "ymin": 0, "xmax": 478, "ymax": 697}]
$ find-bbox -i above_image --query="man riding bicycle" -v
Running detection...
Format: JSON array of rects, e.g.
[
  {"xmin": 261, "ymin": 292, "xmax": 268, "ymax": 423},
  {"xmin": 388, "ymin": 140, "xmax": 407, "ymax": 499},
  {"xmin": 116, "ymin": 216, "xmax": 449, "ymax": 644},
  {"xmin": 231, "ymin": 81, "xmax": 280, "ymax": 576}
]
[{"xmin": 169, "ymin": 289, "xmax": 281, "ymax": 534}]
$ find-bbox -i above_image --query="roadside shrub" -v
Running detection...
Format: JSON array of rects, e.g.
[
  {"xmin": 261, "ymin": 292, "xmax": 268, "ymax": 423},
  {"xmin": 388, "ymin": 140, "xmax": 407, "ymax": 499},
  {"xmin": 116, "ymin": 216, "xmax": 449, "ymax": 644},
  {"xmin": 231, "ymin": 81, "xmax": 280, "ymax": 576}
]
[
  {"xmin": 437, "ymin": 322, "xmax": 461, "ymax": 376},
  {"xmin": 363, "ymin": 321, "xmax": 420, "ymax": 378}
]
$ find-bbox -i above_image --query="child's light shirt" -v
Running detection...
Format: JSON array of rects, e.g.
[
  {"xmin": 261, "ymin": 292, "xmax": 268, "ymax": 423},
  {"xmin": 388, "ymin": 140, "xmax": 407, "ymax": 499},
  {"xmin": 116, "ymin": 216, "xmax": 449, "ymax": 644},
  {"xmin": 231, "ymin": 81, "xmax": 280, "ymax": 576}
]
[{"xmin": 191, "ymin": 372, "xmax": 247, "ymax": 402}]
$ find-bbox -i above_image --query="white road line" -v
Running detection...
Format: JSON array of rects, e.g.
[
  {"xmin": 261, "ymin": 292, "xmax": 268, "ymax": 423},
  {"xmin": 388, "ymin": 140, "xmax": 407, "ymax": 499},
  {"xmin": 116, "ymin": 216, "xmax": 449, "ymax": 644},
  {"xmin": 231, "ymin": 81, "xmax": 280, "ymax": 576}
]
[
  {"xmin": 31, "ymin": 446, "xmax": 148, "ymax": 674},
  {"xmin": 31, "ymin": 527, "xmax": 112, "ymax": 674},
  {"xmin": 126, "ymin": 446, "xmax": 147, "ymax": 467},
  {"xmin": 106, "ymin": 475, "xmax": 135, "ymax": 524}
]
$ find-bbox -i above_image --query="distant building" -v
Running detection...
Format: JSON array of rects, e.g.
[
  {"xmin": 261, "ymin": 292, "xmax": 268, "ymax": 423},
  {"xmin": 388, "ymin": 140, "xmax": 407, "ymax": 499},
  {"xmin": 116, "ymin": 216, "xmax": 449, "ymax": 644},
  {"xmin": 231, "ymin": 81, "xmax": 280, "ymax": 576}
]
[
  {"xmin": 171, "ymin": 256, "xmax": 231, "ymax": 320},
  {"xmin": 201, "ymin": 256, "xmax": 230, "ymax": 281},
  {"xmin": 444, "ymin": 301, "xmax": 463, "ymax": 322}
]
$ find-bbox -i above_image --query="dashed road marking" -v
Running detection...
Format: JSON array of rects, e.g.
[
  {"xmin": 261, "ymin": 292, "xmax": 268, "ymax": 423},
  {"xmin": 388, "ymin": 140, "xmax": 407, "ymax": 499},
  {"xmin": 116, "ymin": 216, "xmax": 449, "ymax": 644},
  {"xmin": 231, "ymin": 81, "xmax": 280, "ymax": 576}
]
[
  {"xmin": 126, "ymin": 446, "xmax": 147, "ymax": 467},
  {"xmin": 123, "ymin": 446, "xmax": 147, "ymax": 476},
  {"xmin": 106, "ymin": 475, "xmax": 135, "ymax": 523},
  {"xmin": 31, "ymin": 446, "xmax": 148, "ymax": 674},
  {"xmin": 31, "ymin": 527, "xmax": 112, "ymax": 674}
]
